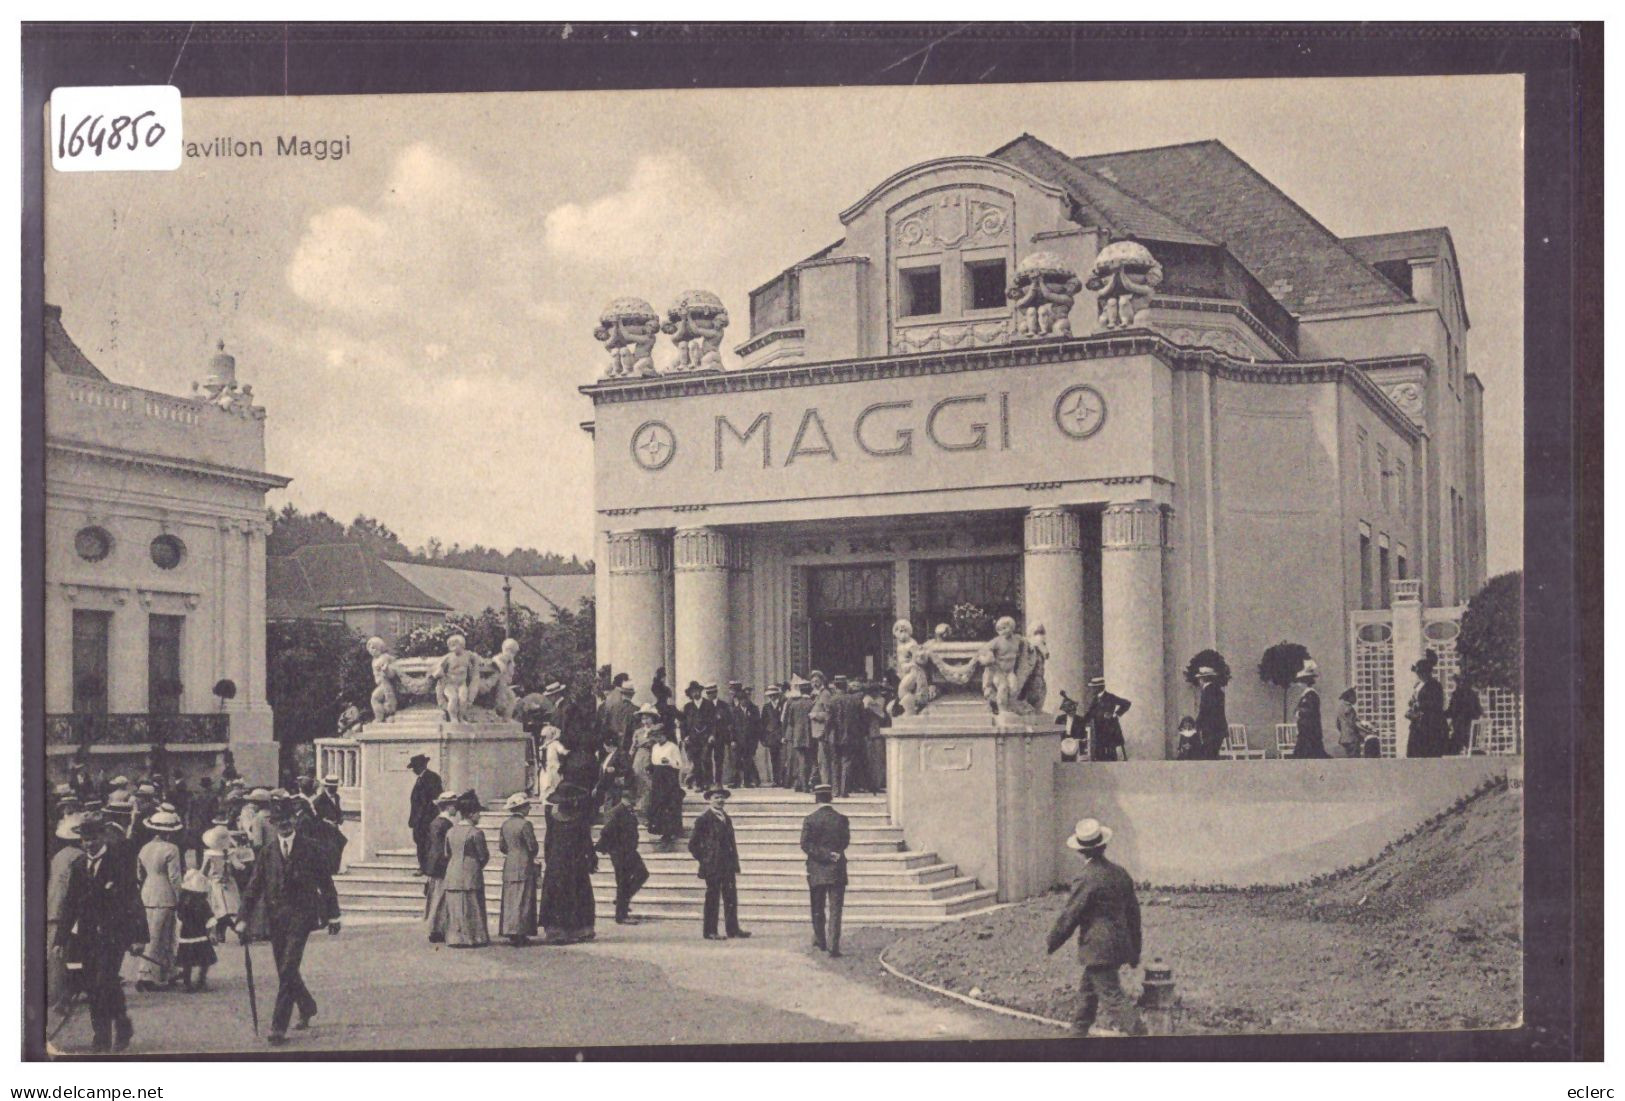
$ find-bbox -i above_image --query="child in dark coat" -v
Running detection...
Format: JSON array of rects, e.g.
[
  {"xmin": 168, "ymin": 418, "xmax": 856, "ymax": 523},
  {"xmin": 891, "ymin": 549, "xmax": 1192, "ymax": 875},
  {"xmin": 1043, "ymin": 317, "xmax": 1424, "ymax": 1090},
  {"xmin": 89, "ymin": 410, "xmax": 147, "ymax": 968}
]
[{"xmin": 175, "ymin": 869, "xmax": 218, "ymax": 990}]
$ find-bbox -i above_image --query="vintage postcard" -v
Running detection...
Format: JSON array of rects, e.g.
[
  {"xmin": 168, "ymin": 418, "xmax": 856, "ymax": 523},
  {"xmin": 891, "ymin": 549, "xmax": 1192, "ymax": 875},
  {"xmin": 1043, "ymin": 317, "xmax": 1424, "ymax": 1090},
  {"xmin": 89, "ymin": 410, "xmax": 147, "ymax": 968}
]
[{"xmin": 22, "ymin": 24, "xmax": 1593, "ymax": 1065}]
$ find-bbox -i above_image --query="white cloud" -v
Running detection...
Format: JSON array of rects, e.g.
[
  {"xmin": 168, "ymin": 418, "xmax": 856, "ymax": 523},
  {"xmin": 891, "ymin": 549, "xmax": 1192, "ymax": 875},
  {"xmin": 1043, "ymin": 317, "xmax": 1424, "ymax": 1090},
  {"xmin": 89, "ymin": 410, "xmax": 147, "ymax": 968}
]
[{"xmin": 543, "ymin": 154, "xmax": 736, "ymax": 277}]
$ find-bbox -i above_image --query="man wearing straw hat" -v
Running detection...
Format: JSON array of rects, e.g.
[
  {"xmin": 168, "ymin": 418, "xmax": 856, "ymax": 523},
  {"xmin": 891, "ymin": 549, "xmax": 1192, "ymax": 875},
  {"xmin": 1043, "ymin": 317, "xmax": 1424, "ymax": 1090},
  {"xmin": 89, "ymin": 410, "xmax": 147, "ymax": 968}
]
[
  {"xmin": 1046, "ymin": 817, "xmax": 1143, "ymax": 1037},
  {"xmin": 53, "ymin": 812, "xmax": 147, "ymax": 1052},
  {"xmin": 134, "ymin": 806, "xmax": 185, "ymax": 991},
  {"xmin": 47, "ymin": 811, "xmax": 86, "ymax": 1016}
]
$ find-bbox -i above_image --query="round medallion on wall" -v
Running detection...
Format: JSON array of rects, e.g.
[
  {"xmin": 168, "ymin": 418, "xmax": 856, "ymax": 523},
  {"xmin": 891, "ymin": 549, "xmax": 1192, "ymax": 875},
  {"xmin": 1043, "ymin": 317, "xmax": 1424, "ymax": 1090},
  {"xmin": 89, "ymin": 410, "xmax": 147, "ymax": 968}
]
[
  {"xmin": 1053, "ymin": 384, "xmax": 1107, "ymax": 440},
  {"xmin": 150, "ymin": 534, "xmax": 186, "ymax": 570},
  {"xmin": 74, "ymin": 525, "xmax": 113, "ymax": 563},
  {"xmin": 630, "ymin": 420, "xmax": 677, "ymax": 472}
]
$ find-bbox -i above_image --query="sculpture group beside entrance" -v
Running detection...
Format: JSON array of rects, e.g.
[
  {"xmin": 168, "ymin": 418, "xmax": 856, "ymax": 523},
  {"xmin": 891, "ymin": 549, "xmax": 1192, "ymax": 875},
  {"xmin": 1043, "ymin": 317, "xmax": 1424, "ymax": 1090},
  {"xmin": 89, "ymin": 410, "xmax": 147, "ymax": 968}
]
[
  {"xmin": 363, "ymin": 634, "xmax": 524, "ymax": 726},
  {"xmin": 892, "ymin": 616, "xmax": 1048, "ymax": 719}
]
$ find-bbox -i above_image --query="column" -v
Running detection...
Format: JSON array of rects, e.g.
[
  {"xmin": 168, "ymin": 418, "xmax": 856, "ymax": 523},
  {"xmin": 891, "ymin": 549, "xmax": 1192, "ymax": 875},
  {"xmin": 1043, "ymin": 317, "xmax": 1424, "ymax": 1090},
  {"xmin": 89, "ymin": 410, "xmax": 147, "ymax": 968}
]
[
  {"xmin": 728, "ymin": 534, "xmax": 754, "ymax": 683},
  {"xmin": 1022, "ymin": 506, "xmax": 1086, "ymax": 706},
  {"xmin": 247, "ymin": 520, "xmax": 268, "ymax": 706},
  {"xmin": 1101, "ymin": 500, "xmax": 1169, "ymax": 760},
  {"xmin": 1389, "ymin": 579, "xmax": 1425, "ymax": 759},
  {"xmin": 673, "ymin": 526, "xmax": 734, "ymax": 689},
  {"xmin": 606, "ymin": 530, "xmax": 670, "ymax": 696}
]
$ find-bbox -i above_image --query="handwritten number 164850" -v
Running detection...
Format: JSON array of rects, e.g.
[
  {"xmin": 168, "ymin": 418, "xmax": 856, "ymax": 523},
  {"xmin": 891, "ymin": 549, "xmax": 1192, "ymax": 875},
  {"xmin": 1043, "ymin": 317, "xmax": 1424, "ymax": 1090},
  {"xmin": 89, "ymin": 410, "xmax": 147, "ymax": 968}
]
[{"xmin": 57, "ymin": 110, "xmax": 165, "ymax": 158}]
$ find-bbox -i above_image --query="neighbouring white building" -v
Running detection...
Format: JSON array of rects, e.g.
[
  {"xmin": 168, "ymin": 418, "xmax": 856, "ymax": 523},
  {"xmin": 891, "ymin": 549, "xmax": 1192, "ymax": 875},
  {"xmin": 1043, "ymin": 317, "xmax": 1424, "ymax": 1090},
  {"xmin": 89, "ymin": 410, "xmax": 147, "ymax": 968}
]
[{"xmin": 43, "ymin": 305, "xmax": 288, "ymax": 783}]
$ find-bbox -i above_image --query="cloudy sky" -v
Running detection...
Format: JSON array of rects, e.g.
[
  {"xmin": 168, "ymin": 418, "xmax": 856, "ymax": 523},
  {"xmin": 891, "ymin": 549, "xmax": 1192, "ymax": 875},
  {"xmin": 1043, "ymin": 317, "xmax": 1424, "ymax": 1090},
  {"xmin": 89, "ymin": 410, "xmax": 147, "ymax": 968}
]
[{"xmin": 44, "ymin": 75, "xmax": 1523, "ymax": 572}]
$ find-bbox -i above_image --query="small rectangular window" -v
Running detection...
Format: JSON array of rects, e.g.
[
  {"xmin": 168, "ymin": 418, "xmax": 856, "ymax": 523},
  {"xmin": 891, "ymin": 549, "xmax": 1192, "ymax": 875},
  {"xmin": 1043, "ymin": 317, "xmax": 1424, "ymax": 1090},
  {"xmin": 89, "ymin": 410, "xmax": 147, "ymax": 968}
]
[
  {"xmin": 1359, "ymin": 533, "xmax": 1373, "ymax": 610},
  {"xmin": 73, "ymin": 610, "xmax": 111, "ymax": 714},
  {"xmin": 900, "ymin": 266, "xmax": 941, "ymax": 318},
  {"xmin": 148, "ymin": 614, "xmax": 184, "ymax": 714},
  {"xmin": 965, "ymin": 259, "xmax": 1007, "ymax": 311}
]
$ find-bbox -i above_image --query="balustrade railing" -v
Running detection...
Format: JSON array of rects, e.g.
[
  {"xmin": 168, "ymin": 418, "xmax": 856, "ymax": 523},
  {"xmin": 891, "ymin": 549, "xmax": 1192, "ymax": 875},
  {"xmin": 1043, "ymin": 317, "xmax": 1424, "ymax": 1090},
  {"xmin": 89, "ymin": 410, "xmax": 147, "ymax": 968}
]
[
  {"xmin": 314, "ymin": 738, "xmax": 362, "ymax": 790},
  {"xmin": 45, "ymin": 712, "xmax": 230, "ymax": 747}
]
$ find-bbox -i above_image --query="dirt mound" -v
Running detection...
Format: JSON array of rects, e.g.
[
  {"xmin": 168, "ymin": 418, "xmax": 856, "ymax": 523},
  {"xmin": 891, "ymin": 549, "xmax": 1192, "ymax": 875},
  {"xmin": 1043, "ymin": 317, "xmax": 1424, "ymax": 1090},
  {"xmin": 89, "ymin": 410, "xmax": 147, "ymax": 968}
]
[{"xmin": 884, "ymin": 783, "xmax": 1522, "ymax": 1035}]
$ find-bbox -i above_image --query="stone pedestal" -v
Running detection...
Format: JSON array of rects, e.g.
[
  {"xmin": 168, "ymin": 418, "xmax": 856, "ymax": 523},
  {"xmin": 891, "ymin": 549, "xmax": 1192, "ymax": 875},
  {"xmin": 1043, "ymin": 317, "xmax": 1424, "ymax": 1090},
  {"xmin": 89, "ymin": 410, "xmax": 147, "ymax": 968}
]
[
  {"xmin": 607, "ymin": 530, "xmax": 670, "ymax": 694},
  {"xmin": 1389, "ymin": 581, "xmax": 1425, "ymax": 759},
  {"xmin": 349, "ymin": 710, "xmax": 529, "ymax": 862},
  {"xmin": 225, "ymin": 703, "xmax": 278, "ymax": 786},
  {"xmin": 1101, "ymin": 500, "xmax": 1170, "ymax": 760},
  {"xmin": 886, "ymin": 699, "xmax": 1062, "ymax": 903},
  {"xmin": 1023, "ymin": 506, "xmax": 1087, "ymax": 704},
  {"xmin": 673, "ymin": 526, "xmax": 736, "ymax": 688}
]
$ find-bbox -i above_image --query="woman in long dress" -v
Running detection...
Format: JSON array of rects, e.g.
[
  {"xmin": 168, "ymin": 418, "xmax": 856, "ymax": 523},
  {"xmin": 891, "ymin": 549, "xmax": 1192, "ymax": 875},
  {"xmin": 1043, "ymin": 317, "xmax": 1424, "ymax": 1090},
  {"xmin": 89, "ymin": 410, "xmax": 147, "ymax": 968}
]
[
  {"xmin": 538, "ymin": 782, "xmax": 598, "ymax": 945},
  {"xmin": 1405, "ymin": 652, "xmax": 1448, "ymax": 758},
  {"xmin": 646, "ymin": 723, "xmax": 686, "ymax": 849},
  {"xmin": 442, "ymin": 793, "xmax": 491, "ymax": 948},
  {"xmin": 197, "ymin": 810, "xmax": 244, "ymax": 941},
  {"xmin": 497, "ymin": 791, "xmax": 539, "ymax": 946}
]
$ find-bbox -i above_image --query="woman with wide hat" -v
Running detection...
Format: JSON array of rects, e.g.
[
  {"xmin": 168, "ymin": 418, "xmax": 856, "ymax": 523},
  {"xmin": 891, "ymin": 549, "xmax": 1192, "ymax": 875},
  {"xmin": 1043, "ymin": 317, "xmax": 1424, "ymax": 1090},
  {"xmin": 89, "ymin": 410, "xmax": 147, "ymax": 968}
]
[
  {"xmin": 642, "ymin": 707, "xmax": 686, "ymax": 847},
  {"xmin": 135, "ymin": 806, "xmax": 185, "ymax": 990},
  {"xmin": 1405, "ymin": 649, "xmax": 1448, "ymax": 758},
  {"xmin": 442, "ymin": 792, "xmax": 491, "ymax": 948},
  {"xmin": 497, "ymin": 792, "xmax": 539, "ymax": 946},
  {"xmin": 539, "ymin": 782, "xmax": 598, "ymax": 945}
]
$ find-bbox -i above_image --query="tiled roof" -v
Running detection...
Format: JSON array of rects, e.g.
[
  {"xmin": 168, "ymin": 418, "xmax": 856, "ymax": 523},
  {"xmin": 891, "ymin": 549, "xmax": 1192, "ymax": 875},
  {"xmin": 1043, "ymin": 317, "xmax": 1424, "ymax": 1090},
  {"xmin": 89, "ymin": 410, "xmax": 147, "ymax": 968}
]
[
  {"xmin": 271, "ymin": 544, "xmax": 449, "ymax": 613},
  {"xmin": 1074, "ymin": 140, "xmax": 1409, "ymax": 314},
  {"xmin": 990, "ymin": 135, "xmax": 1214, "ymax": 247},
  {"xmin": 44, "ymin": 304, "xmax": 109, "ymax": 381},
  {"xmin": 384, "ymin": 561, "xmax": 594, "ymax": 618},
  {"xmin": 265, "ymin": 555, "xmax": 343, "ymax": 622}
]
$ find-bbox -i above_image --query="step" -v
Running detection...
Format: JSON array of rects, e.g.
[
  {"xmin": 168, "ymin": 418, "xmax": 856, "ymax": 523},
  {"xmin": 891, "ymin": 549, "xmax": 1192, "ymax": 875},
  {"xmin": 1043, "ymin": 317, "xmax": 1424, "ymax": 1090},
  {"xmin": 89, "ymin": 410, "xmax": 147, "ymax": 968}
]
[
  {"xmin": 334, "ymin": 904, "xmax": 976, "ymax": 928},
  {"xmin": 362, "ymin": 848, "xmax": 940, "ymax": 872},
  {"xmin": 338, "ymin": 873, "xmax": 981, "ymax": 904},
  {"xmin": 334, "ymin": 889, "xmax": 997, "ymax": 923},
  {"xmin": 338, "ymin": 860, "xmax": 962, "ymax": 889}
]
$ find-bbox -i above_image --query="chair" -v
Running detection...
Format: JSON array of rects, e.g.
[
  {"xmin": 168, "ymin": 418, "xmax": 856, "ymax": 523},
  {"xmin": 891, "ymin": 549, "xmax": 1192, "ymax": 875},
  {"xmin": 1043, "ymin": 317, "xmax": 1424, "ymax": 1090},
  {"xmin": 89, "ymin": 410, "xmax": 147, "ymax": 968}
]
[
  {"xmin": 1220, "ymin": 724, "xmax": 1265, "ymax": 761},
  {"xmin": 1274, "ymin": 722, "xmax": 1299, "ymax": 758}
]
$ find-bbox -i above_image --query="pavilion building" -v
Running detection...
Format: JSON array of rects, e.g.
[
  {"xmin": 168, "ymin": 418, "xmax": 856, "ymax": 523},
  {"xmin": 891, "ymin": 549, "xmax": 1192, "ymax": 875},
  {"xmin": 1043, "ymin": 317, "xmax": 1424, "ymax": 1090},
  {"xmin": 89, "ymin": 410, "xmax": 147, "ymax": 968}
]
[{"xmin": 580, "ymin": 135, "xmax": 1487, "ymax": 758}]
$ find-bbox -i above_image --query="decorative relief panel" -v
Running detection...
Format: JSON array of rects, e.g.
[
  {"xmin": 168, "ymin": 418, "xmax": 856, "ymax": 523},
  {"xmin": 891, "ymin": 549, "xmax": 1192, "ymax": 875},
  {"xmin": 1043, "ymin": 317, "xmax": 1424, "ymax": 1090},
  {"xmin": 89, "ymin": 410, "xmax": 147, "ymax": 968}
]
[
  {"xmin": 1380, "ymin": 382, "xmax": 1426, "ymax": 427},
  {"xmin": 893, "ymin": 319, "xmax": 1012, "ymax": 354},
  {"xmin": 1163, "ymin": 325, "xmax": 1254, "ymax": 360},
  {"xmin": 893, "ymin": 192, "xmax": 1011, "ymax": 255}
]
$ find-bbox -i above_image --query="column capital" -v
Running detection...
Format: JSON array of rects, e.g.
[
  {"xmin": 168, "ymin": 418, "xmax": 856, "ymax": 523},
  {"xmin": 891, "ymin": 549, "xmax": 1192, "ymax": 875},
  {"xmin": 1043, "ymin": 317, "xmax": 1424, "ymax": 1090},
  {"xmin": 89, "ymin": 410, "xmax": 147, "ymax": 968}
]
[
  {"xmin": 1102, "ymin": 499, "xmax": 1171, "ymax": 551},
  {"xmin": 1023, "ymin": 506, "xmax": 1083, "ymax": 555},
  {"xmin": 673, "ymin": 526, "xmax": 744, "ymax": 572},
  {"xmin": 606, "ymin": 530, "xmax": 670, "ymax": 576}
]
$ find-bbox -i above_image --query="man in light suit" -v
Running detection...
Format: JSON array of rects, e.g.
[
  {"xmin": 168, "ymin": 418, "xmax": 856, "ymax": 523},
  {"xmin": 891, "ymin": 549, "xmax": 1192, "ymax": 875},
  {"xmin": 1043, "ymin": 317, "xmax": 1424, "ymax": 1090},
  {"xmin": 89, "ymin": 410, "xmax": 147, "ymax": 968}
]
[
  {"xmin": 799, "ymin": 783, "xmax": 849, "ymax": 956},
  {"xmin": 239, "ymin": 798, "xmax": 341, "ymax": 1045},
  {"xmin": 1046, "ymin": 818, "xmax": 1144, "ymax": 1036}
]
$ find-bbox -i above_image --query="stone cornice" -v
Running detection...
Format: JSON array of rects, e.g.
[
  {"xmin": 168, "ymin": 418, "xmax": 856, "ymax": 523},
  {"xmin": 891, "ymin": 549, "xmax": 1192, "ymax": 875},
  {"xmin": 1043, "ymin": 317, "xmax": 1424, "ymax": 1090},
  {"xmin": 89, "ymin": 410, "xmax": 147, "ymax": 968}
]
[
  {"xmin": 734, "ymin": 325, "xmax": 806, "ymax": 359},
  {"xmin": 46, "ymin": 440, "xmax": 292, "ymax": 491},
  {"xmin": 581, "ymin": 330, "xmax": 1426, "ymax": 442},
  {"xmin": 1149, "ymin": 295, "xmax": 1297, "ymax": 360}
]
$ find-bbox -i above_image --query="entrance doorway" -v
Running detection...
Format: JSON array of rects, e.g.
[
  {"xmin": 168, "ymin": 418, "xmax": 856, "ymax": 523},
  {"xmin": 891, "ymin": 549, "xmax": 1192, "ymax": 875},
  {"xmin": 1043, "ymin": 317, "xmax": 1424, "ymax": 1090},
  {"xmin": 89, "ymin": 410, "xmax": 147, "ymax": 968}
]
[
  {"xmin": 806, "ymin": 563, "xmax": 893, "ymax": 681},
  {"xmin": 810, "ymin": 615, "xmax": 890, "ymax": 681}
]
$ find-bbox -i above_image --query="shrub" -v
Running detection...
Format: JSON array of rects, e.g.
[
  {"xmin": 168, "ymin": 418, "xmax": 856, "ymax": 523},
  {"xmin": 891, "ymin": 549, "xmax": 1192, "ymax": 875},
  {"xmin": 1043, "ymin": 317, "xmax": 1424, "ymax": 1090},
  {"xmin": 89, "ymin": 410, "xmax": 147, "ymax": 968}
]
[
  {"xmin": 1457, "ymin": 571, "xmax": 1522, "ymax": 690},
  {"xmin": 1183, "ymin": 648, "xmax": 1232, "ymax": 688},
  {"xmin": 1258, "ymin": 640, "xmax": 1312, "ymax": 722}
]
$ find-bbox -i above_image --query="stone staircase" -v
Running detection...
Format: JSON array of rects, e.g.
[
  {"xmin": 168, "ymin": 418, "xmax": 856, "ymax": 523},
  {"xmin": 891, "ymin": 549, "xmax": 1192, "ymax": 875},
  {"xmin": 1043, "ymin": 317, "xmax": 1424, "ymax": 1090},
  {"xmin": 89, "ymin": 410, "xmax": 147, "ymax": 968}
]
[{"xmin": 334, "ymin": 789, "xmax": 997, "ymax": 927}]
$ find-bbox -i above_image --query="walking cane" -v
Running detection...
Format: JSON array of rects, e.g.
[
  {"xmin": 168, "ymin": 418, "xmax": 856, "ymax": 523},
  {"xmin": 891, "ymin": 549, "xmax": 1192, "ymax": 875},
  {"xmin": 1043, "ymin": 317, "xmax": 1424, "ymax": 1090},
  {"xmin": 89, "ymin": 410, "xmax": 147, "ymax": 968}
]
[{"xmin": 241, "ymin": 938, "xmax": 259, "ymax": 1035}]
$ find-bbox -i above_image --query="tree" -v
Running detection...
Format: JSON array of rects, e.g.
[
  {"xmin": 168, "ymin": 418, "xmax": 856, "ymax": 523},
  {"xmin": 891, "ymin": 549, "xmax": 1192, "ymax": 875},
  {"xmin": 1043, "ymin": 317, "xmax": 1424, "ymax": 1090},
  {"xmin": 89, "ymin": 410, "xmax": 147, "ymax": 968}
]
[
  {"xmin": 1458, "ymin": 571, "xmax": 1522, "ymax": 690},
  {"xmin": 1183, "ymin": 648, "xmax": 1232, "ymax": 688},
  {"xmin": 266, "ymin": 503, "xmax": 347, "ymax": 556},
  {"xmin": 1257, "ymin": 640, "xmax": 1312, "ymax": 722},
  {"xmin": 266, "ymin": 620, "xmax": 375, "ymax": 746},
  {"xmin": 267, "ymin": 503, "xmax": 592, "ymax": 576}
]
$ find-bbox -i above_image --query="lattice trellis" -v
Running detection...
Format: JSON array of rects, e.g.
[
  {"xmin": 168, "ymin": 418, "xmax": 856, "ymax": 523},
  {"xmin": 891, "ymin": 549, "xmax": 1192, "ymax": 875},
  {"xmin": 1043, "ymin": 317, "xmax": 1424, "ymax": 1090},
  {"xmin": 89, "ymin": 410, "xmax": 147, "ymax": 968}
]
[{"xmin": 1352, "ymin": 621, "xmax": 1397, "ymax": 757}]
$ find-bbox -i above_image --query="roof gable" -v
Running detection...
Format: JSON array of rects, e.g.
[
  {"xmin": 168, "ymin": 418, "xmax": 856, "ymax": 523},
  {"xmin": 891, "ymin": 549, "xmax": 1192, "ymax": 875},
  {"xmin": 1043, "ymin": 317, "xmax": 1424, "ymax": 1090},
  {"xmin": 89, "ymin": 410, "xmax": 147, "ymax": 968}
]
[
  {"xmin": 1075, "ymin": 140, "xmax": 1409, "ymax": 314},
  {"xmin": 282, "ymin": 544, "xmax": 449, "ymax": 611},
  {"xmin": 44, "ymin": 305, "xmax": 110, "ymax": 381},
  {"xmin": 989, "ymin": 134, "xmax": 1214, "ymax": 247}
]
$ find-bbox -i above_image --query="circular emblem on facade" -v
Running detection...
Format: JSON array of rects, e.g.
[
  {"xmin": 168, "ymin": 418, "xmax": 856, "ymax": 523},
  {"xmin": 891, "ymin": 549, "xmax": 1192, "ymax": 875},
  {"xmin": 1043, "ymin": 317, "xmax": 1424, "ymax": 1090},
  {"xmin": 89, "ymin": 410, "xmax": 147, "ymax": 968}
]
[
  {"xmin": 1053, "ymin": 384, "xmax": 1107, "ymax": 440},
  {"xmin": 630, "ymin": 420, "xmax": 677, "ymax": 471}
]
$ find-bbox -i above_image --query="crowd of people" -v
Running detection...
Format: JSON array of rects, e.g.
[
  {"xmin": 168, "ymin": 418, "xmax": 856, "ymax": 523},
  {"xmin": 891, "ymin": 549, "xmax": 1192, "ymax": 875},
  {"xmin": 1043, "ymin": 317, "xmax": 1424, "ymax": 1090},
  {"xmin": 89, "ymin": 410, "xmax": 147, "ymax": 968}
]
[
  {"xmin": 514, "ymin": 668, "xmax": 891, "ymax": 805},
  {"xmin": 45, "ymin": 769, "xmax": 347, "ymax": 1050}
]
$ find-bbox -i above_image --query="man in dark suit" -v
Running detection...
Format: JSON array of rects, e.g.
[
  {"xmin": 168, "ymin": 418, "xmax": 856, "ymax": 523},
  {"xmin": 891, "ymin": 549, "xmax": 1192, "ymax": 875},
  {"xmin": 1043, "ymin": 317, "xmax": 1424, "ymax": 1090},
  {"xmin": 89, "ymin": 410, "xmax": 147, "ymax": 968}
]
[
  {"xmin": 1047, "ymin": 818, "xmax": 1144, "ymax": 1036},
  {"xmin": 799, "ymin": 783, "xmax": 850, "ymax": 956},
  {"xmin": 1082, "ymin": 677, "xmax": 1133, "ymax": 761},
  {"xmin": 239, "ymin": 799, "xmax": 342, "ymax": 1045},
  {"xmin": 53, "ymin": 813, "xmax": 147, "ymax": 1052},
  {"xmin": 406, "ymin": 754, "xmax": 443, "ymax": 875},
  {"xmin": 702, "ymin": 685, "xmax": 731, "ymax": 795},
  {"xmin": 727, "ymin": 682, "xmax": 761, "ymax": 788},
  {"xmin": 601, "ymin": 681, "xmax": 639, "ymax": 753},
  {"xmin": 687, "ymin": 786, "xmax": 750, "ymax": 941},
  {"xmin": 680, "ymin": 681, "xmax": 710, "ymax": 791},
  {"xmin": 759, "ymin": 683, "xmax": 786, "ymax": 787}
]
